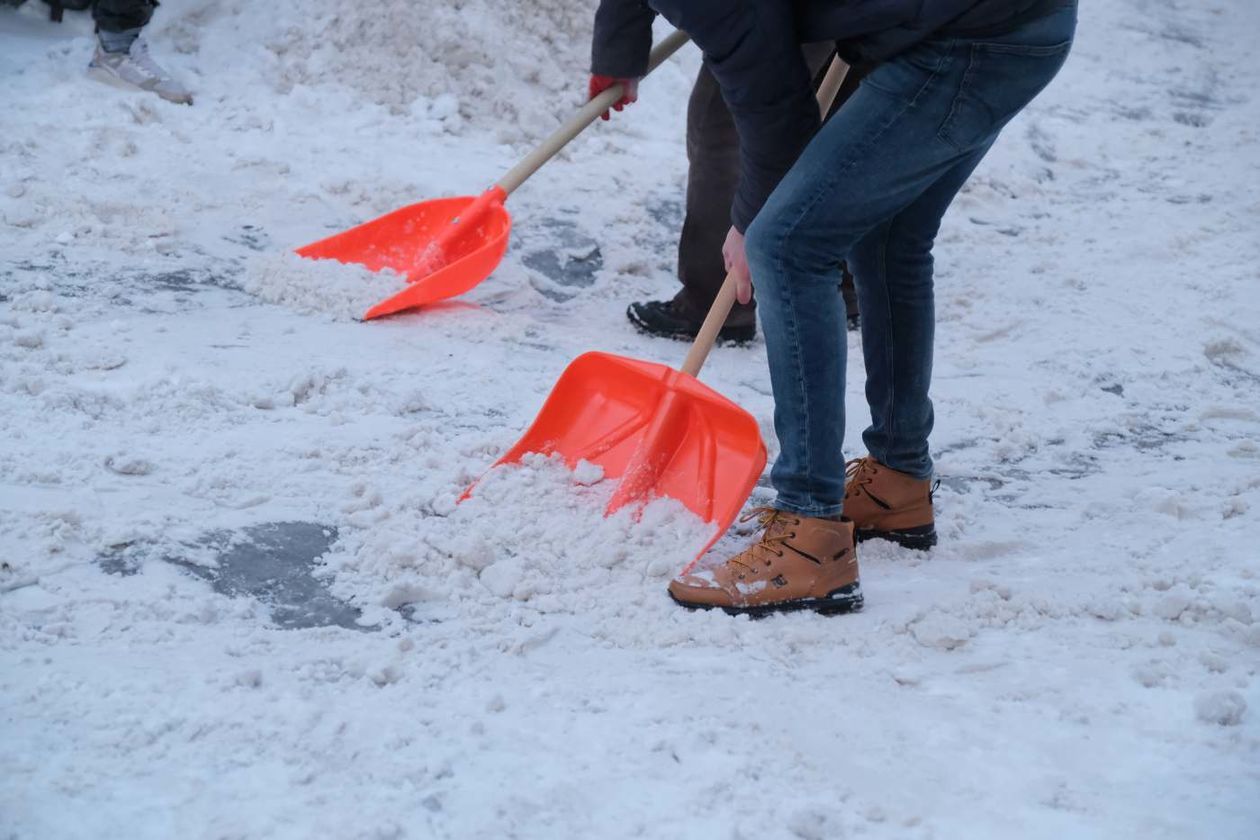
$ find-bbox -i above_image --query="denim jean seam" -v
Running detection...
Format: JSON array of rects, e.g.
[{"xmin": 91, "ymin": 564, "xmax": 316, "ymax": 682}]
[
  {"xmin": 911, "ymin": 40, "xmax": 957, "ymax": 106},
  {"xmin": 939, "ymin": 37, "xmax": 1073, "ymax": 151},
  {"xmin": 769, "ymin": 221, "xmax": 814, "ymax": 512},
  {"xmin": 969, "ymin": 40, "xmax": 1074, "ymax": 57},
  {"xmin": 876, "ymin": 219, "xmax": 896, "ymax": 467},
  {"xmin": 770, "ymin": 202, "xmax": 832, "ymax": 513},
  {"xmin": 864, "ymin": 38, "xmax": 955, "ymax": 106},
  {"xmin": 938, "ymin": 45, "xmax": 980, "ymax": 152}
]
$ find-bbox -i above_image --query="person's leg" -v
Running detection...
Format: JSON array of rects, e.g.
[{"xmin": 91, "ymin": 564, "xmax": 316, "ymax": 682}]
[
  {"xmin": 627, "ymin": 64, "xmax": 755, "ymax": 341},
  {"xmin": 89, "ymin": 0, "xmax": 192, "ymax": 104},
  {"xmin": 676, "ymin": 63, "xmax": 742, "ymax": 320},
  {"xmin": 849, "ymin": 3, "xmax": 1079, "ymax": 480},
  {"xmin": 92, "ymin": 0, "xmax": 154, "ymax": 52},
  {"xmin": 840, "ymin": 265, "xmax": 860, "ymax": 330},
  {"xmin": 746, "ymin": 3, "xmax": 1076, "ymax": 518},
  {"xmin": 633, "ymin": 44, "xmax": 841, "ymax": 342},
  {"xmin": 837, "ymin": 146, "xmax": 990, "ymax": 550},
  {"xmin": 746, "ymin": 77, "xmax": 956, "ymax": 517},
  {"xmin": 848, "ymin": 142, "xmax": 991, "ymax": 480}
]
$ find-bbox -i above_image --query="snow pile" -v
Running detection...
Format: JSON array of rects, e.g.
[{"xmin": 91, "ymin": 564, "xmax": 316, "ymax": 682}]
[
  {"xmin": 242, "ymin": 252, "xmax": 406, "ymax": 321},
  {"xmin": 160, "ymin": 0, "xmax": 598, "ymax": 141},
  {"xmin": 327, "ymin": 453, "xmax": 714, "ymax": 627}
]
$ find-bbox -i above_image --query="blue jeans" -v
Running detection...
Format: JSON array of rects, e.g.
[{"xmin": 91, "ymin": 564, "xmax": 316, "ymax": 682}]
[{"xmin": 745, "ymin": 3, "xmax": 1077, "ymax": 518}]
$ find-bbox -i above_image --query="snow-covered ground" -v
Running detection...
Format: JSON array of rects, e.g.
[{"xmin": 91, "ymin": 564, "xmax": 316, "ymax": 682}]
[{"xmin": 2, "ymin": 0, "xmax": 1258, "ymax": 837}]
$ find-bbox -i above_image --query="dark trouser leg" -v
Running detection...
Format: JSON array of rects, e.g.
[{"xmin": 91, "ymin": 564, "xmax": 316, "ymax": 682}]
[
  {"xmin": 840, "ymin": 262, "xmax": 859, "ymax": 327},
  {"xmin": 92, "ymin": 0, "xmax": 155, "ymax": 31},
  {"xmin": 676, "ymin": 63, "xmax": 742, "ymax": 321},
  {"xmin": 92, "ymin": 0, "xmax": 154, "ymax": 52},
  {"xmin": 676, "ymin": 44, "xmax": 842, "ymax": 324}
]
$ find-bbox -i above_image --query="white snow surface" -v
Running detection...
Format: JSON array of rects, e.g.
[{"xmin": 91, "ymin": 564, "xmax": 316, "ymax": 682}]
[{"xmin": 3, "ymin": 1, "xmax": 1260, "ymax": 837}]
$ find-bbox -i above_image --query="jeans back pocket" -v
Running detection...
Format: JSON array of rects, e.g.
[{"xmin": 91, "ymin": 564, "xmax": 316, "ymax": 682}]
[{"xmin": 937, "ymin": 39, "xmax": 1073, "ymax": 152}]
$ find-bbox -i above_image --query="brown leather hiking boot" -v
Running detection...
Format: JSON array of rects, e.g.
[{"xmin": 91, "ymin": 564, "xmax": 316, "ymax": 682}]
[
  {"xmin": 844, "ymin": 457, "xmax": 937, "ymax": 550},
  {"xmin": 668, "ymin": 508, "xmax": 862, "ymax": 617}
]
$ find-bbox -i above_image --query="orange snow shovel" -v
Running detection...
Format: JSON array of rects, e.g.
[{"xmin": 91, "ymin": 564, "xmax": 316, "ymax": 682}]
[
  {"xmin": 484, "ymin": 280, "xmax": 766, "ymax": 565},
  {"xmin": 296, "ymin": 30, "xmax": 691, "ymax": 321},
  {"xmin": 475, "ymin": 55, "xmax": 852, "ymax": 567}
]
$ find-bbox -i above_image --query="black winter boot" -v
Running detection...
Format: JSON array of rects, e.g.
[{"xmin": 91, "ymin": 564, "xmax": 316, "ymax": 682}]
[{"xmin": 626, "ymin": 296, "xmax": 756, "ymax": 344}]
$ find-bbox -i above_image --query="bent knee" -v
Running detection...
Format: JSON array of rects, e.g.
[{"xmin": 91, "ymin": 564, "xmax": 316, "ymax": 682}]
[
  {"xmin": 746, "ymin": 208, "xmax": 851, "ymax": 283},
  {"xmin": 744, "ymin": 214, "xmax": 776, "ymax": 274}
]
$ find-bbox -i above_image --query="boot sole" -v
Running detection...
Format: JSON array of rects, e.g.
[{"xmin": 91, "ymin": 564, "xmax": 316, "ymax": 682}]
[
  {"xmin": 855, "ymin": 524, "xmax": 937, "ymax": 551},
  {"xmin": 88, "ymin": 65, "xmax": 194, "ymax": 105},
  {"xmin": 670, "ymin": 582, "xmax": 863, "ymax": 618},
  {"xmin": 626, "ymin": 307, "xmax": 756, "ymax": 345}
]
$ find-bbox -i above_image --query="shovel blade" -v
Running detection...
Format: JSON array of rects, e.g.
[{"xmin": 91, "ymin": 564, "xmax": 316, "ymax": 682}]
[
  {"xmin": 495, "ymin": 352, "xmax": 767, "ymax": 560},
  {"xmin": 296, "ymin": 191, "xmax": 512, "ymax": 319}
]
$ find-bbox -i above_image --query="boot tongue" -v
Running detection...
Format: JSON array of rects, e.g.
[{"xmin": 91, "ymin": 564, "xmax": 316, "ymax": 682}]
[
  {"xmin": 727, "ymin": 509, "xmax": 796, "ymax": 574},
  {"xmin": 755, "ymin": 511, "xmax": 800, "ymax": 555},
  {"xmin": 763, "ymin": 515, "xmax": 794, "ymax": 541}
]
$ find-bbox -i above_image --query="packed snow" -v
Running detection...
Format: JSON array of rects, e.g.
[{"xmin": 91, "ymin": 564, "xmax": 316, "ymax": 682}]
[{"xmin": 2, "ymin": 0, "xmax": 1258, "ymax": 838}]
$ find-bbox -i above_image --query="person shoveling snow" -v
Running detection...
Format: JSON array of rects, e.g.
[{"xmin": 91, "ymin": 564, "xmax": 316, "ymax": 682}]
[
  {"xmin": 589, "ymin": 0, "xmax": 1078, "ymax": 616},
  {"xmin": 9, "ymin": 0, "xmax": 195, "ymax": 103}
]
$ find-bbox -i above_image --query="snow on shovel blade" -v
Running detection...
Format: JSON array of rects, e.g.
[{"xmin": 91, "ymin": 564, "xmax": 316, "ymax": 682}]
[
  {"xmin": 485, "ymin": 351, "xmax": 767, "ymax": 564},
  {"xmin": 295, "ymin": 188, "xmax": 511, "ymax": 320}
]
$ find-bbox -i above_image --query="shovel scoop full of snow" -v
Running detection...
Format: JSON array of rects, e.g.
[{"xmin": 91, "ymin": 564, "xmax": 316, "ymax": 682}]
[
  {"xmin": 295, "ymin": 187, "xmax": 511, "ymax": 320},
  {"xmin": 293, "ymin": 31, "xmax": 692, "ymax": 321},
  {"xmin": 475, "ymin": 351, "xmax": 767, "ymax": 567}
]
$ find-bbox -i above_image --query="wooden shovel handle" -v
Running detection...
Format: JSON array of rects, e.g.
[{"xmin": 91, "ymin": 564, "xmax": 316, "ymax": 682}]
[
  {"xmin": 496, "ymin": 29, "xmax": 692, "ymax": 197},
  {"xmin": 680, "ymin": 53, "xmax": 850, "ymax": 379},
  {"xmin": 815, "ymin": 52, "xmax": 850, "ymax": 120}
]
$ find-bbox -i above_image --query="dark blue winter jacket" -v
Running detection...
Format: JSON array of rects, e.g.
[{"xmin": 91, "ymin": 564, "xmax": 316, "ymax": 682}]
[{"xmin": 592, "ymin": 0, "xmax": 1064, "ymax": 231}]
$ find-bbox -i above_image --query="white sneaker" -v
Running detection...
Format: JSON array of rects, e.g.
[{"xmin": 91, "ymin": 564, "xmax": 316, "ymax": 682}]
[{"xmin": 88, "ymin": 39, "xmax": 193, "ymax": 105}]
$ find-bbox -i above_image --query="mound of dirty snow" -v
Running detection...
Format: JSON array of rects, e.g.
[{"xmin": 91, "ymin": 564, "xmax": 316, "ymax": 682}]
[{"xmin": 160, "ymin": 0, "xmax": 599, "ymax": 142}]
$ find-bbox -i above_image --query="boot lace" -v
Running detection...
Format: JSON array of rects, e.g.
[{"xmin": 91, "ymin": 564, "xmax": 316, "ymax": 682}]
[
  {"xmin": 729, "ymin": 507, "xmax": 799, "ymax": 574},
  {"xmin": 844, "ymin": 457, "xmax": 875, "ymax": 499}
]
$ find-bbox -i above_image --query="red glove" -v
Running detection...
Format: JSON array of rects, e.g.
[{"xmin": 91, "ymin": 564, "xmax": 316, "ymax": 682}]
[{"xmin": 588, "ymin": 75, "xmax": 639, "ymax": 121}]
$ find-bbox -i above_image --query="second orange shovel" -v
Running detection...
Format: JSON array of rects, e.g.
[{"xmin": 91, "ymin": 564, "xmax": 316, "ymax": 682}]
[{"xmin": 296, "ymin": 30, "xmax": 691, "ymax": 321}]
